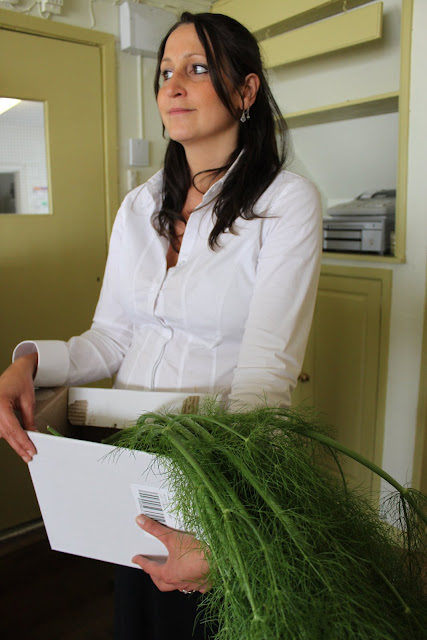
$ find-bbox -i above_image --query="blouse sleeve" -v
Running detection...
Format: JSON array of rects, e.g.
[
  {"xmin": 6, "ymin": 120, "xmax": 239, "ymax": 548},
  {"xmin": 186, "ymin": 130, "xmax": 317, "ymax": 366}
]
[
  {"xmin": 14, "ymin": 197, "xmax": 134, "ymax": 387},
  {"xmin": 228, "ymin": 175, "xmax": 322, "ymax": 409}
]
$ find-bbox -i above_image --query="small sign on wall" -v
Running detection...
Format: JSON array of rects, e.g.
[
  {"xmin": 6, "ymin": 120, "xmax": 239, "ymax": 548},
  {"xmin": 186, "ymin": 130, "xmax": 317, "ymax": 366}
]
[{"xmin": 30, "ymin": 186, "xmax": 49, "ymax": 214}]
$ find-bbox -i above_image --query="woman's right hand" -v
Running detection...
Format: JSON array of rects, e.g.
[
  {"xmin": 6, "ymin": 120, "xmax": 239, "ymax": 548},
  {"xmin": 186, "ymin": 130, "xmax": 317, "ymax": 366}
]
[{"xmin": 0, "ymin": 353, "xmax": 38, "ymax": 463}]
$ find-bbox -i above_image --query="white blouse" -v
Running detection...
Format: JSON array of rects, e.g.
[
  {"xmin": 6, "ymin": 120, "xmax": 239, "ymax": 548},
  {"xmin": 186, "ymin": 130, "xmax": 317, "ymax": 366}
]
[{"xmin": 14, "ymin": 165, "xmax": 322, "ymax": 409}]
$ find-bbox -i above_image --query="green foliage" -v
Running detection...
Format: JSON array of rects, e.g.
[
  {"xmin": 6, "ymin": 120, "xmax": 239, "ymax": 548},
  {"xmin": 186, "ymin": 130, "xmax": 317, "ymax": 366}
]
[{"xmin": 108, "ymin": 404, "xmax": 427, "ymax": 640}]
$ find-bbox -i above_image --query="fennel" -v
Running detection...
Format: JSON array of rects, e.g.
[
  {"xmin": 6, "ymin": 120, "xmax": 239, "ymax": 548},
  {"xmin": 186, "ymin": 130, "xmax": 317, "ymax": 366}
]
[{"xmin": 107, "ymin": 403, "xmax": 427, "ymax": 640}]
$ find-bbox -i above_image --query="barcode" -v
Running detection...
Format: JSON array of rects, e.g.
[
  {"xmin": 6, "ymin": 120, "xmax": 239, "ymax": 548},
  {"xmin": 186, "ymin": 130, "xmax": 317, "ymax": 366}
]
[{"xmin": 137, "ymin": 490, "xmax": 167, "ymax": 524}]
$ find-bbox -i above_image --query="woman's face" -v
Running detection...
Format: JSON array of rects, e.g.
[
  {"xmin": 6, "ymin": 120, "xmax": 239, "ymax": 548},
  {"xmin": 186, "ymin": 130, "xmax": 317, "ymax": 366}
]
[{"xmin": 157, "ymin": 24, "xmax": 241, "ymax": 154}]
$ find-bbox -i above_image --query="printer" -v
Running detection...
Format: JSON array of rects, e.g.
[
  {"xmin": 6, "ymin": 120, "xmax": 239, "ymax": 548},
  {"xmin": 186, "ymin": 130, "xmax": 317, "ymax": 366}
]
[{"xmin": 323, "ymin": 190, "xmax": 396, "ymax": 255}]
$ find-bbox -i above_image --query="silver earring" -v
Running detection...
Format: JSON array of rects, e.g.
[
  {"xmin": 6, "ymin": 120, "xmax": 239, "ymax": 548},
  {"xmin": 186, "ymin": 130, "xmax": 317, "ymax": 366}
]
[{"xmin": 240, "ymin": 107, "xmax": 250, "ymax": 123}]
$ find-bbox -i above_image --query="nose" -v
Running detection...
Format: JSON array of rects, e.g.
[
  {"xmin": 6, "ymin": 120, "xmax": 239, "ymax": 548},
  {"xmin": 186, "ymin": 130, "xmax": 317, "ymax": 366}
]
[{"xmin": 165, "ymin": 70, "xmax": 187, "ymax": 98}]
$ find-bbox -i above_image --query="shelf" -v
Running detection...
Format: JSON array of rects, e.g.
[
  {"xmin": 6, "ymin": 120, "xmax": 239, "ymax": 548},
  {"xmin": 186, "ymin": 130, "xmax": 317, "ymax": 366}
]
[
  {"xmin": 260, "ymin": 3, "xmax": 383, "ymax": 69},
  {"xmin": 286, "ymin": 91, "xmax": 406, "ymax": 264},
  {"xmin": 322, "ymin": 252, "xmax": 404, "ymax": 264},
  {"xmin": 284, "ymin": 2, "xmax": 414, "ymax": 263},
  {"xmin": 285, "ymin": 92, "xmax": 399, "ymax": 128},
  {"xmin": 212, "ymin": 0, "xmax": 374, "ymax": 40}
]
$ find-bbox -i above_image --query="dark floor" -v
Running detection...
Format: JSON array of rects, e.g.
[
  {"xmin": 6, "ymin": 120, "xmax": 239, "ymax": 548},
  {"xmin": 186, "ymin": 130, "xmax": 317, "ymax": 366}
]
[{"xmin": 0, "ymin": 527, "xmax": 114, "ymax": 639}]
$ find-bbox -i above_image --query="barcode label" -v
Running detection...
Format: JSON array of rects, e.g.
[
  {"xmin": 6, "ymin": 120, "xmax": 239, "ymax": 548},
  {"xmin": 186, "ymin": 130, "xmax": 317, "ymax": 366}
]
[
  {"xmin": 135, "ymin": 489, "xmax": 167, "ymax": 524},
  {"xmin": 130, "ymin": 484, "xmax": 182, "ymax": 531}
]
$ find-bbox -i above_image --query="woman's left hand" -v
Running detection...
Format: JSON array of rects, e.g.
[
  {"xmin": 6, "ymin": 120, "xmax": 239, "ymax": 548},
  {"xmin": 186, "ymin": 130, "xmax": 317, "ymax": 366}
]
[{"xmin": 132, "ymin": 514, "xmax": 212, "ymax": 593}]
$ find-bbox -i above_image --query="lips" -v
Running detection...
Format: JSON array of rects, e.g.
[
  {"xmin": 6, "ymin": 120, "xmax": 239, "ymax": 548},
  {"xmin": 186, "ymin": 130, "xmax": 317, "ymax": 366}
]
[{"xmin": 168, "ymin": 108, "xmax": 194, "ymax": 115}]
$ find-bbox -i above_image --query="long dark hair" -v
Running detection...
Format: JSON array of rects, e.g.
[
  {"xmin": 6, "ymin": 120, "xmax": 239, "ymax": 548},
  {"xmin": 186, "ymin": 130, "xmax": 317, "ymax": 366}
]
[{"xmin": 152, "ymin": 12, "xmax": 289, "ymax": 250}]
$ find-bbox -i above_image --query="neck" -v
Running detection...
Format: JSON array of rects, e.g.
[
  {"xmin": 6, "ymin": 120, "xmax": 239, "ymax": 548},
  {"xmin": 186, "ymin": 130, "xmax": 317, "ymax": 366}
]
[{"xmin": 182, "ymin": 135, "xmax": 239, "ymax": 190}]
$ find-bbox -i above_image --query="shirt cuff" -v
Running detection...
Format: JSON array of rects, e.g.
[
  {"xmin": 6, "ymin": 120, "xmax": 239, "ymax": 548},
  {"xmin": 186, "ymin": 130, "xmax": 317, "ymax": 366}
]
[{"xmin": 13, "ymin": 340, "xmax": 70, "ymax": 387}]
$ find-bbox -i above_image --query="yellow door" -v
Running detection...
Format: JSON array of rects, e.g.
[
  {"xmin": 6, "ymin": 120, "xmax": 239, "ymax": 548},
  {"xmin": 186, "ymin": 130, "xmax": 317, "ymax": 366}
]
[
  {"xmin": 312, "ymin": 275, "xmax": 382, "ymax": 488},
  {"xmin": 0, "ymin": 26, "xmax": 113, "ymax": 531},
  {"xmin": 292, "ymin": 272, "xmax": 385, "ymax": 491}
]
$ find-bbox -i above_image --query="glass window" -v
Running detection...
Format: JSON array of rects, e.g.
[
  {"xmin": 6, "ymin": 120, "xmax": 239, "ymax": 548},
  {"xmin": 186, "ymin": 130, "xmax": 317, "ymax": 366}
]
[{"xmin": 0, "ymin": 98, "xmax": 50, "ymax": 214}]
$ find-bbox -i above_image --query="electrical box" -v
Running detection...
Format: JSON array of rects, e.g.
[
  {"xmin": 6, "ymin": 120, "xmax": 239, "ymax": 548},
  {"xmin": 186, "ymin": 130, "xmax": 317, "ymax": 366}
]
[
  {"xmin": 120, "ymin": 1, "xmax": 177, "ymax": 58},
  {"xmin": 129, "ymin": 138, "xmax": 149, "ymax": 167}
]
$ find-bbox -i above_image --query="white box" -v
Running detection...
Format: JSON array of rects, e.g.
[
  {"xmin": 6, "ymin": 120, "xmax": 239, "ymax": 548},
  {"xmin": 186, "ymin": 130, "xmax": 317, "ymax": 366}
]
[
  {"xmin": 26, "ymin": 387, "xmax": 201, "ymax": 568},
  {"xmin": 120, "ymin": 1, "xmax": 176, "ymax": 57},
  {"xmin": 129, "ymin": 138, "xmax": 149, "ymax": 167}
]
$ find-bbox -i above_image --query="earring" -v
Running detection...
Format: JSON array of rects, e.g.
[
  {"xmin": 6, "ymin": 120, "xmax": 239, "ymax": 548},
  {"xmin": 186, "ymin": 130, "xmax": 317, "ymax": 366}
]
[{"xmin": 240, "ymin": 107, "xmax": 250, "ymax": 123}]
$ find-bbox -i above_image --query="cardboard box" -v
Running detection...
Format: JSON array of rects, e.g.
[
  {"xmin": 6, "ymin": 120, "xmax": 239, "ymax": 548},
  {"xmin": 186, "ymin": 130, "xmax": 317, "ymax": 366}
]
[{"xmin": 27, "ymin": 387, "xmax": 201, "ymax": 568}]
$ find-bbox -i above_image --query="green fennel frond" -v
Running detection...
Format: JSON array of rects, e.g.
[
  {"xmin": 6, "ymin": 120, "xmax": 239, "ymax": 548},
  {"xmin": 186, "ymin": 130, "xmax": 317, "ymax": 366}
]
[{"xmin": 107, "ymin": 403, "xmax": 427, "ymax": 640}]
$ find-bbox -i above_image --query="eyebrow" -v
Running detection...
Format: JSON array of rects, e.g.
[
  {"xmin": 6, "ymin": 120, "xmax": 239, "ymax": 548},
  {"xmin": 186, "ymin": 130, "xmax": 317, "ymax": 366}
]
[{"xmin": 161, "ymin": 52, "xmax": 206, "ymax": 64}]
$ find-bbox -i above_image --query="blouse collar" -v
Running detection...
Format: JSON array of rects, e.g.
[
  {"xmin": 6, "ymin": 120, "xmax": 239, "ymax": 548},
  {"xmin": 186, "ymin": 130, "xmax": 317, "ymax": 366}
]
[{"xmin": 145, "ymin": 148, "xmax": 245, "ymax": 206}]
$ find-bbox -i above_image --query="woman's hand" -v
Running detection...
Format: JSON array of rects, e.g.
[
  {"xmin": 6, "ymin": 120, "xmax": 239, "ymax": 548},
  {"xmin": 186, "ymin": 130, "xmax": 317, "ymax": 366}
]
[
  {"xmin": 132, "ymin": 514, "xmax": 211, "ymax": 594},
  {"xmin": 0, "ymin": 353, "xmax": 38, "ymax": 462}
]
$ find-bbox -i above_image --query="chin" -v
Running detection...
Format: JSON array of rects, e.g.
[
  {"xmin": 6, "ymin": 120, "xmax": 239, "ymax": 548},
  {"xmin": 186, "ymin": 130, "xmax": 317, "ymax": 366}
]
[{"xmin": 168, "ymin": 132, "xmax": 198, "ymax": 145}]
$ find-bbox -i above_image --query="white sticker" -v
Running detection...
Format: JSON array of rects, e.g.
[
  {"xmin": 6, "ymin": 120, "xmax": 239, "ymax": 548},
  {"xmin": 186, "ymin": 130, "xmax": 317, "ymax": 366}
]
[{"xmin": 130, "ymin": 483, "xmax": 183, "ymax": 531}]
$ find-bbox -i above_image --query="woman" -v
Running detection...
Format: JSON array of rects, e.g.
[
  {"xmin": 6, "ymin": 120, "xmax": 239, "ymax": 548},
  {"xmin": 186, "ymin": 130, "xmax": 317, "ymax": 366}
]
[{"xmin": 0, "ymin": 12, "xmax": 321, "ymax": 639}]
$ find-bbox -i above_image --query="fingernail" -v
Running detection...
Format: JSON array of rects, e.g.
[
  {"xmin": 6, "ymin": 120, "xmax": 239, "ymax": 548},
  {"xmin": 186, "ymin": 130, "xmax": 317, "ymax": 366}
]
[{"xmin": 137, "ymin": 514, "xmax": 146, "ymax": 526}]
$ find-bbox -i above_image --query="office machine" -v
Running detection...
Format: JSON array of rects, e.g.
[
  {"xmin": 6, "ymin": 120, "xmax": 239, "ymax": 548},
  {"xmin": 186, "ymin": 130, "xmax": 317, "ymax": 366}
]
[{"xmin": 323, "ymin": 190, "xmax": 396, "ymax": 255}]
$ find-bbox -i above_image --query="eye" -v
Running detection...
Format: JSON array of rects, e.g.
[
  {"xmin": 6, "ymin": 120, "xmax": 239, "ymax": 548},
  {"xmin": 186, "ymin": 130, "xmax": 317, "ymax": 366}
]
[
  {"xmin": 160, "ymin": 68, "xmax": 173, "ymax": 82},
  {"xmin": 192, "ymin": 64, "xmax": 208, "ymax": 75}
]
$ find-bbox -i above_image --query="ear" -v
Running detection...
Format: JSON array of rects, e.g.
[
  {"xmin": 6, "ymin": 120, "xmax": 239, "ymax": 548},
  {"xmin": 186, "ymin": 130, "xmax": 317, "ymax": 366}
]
[{"xmin": 241, "ymin": 73, "xmax": 260, "ymax": 109}]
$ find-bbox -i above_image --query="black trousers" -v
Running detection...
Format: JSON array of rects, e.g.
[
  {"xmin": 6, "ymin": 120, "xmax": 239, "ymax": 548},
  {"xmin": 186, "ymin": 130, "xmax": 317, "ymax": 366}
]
[{"xmin": 114, "ymin": 566, "xmax": 215, "ymax": 640}]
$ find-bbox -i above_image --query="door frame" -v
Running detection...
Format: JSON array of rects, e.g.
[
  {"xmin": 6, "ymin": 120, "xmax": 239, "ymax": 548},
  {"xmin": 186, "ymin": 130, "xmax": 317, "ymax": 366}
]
[
  {"xmin": 0, "ymin": 7, "xmax": 119, "ymax": 238},
  {"xmin": 413, "ymin": 258, "xmax": 427, "ymax": 492}
]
